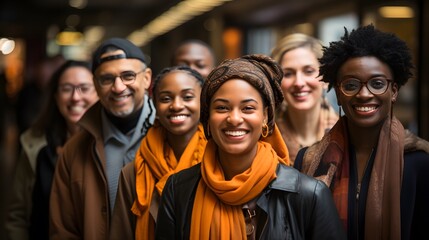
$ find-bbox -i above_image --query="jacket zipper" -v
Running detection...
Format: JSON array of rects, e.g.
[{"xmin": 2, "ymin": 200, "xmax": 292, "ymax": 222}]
[
  {"xmin": 258, "ymin": 215, "xmax": 268, "ymax": 240},
  {"xmin": 356, "ymin": 182, "xmax": 361, "ymax": 240}
]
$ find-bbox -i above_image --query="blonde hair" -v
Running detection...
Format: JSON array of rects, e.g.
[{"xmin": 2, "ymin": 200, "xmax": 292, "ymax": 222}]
[{"xmin": 271, "ymin": 33, "xmax": 323, "ymax": 65}]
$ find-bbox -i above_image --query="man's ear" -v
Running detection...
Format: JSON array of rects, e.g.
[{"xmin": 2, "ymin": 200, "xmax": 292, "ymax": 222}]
[{"xmin": 143, "ymin": 68, "xmax": 152, "ymax": 90}]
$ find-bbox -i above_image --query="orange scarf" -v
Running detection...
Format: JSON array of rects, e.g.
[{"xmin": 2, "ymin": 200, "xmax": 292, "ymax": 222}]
[
  {"xmin": 190, "ymin": 125, "xmax": 289, "ymax": 239},
  {"xmin": 132, "ymin": 123, "xmax": 207, "ymax": 240},
  {"xmin": 302, "ymin": 116, "xmax": 404, "ymax": 240}
]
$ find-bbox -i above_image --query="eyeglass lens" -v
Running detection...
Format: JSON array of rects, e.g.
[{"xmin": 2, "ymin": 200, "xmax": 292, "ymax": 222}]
[
  {"xmin": 59, "ymin": 84, "xmax": 94, "ymax": 95},
  {"xmin": 340, "ymin": 78, "xmax": 390, "ymax": 96},
  {"xmin": 97, "ymin": 70, "xmax": 142, "ymax": 86}
]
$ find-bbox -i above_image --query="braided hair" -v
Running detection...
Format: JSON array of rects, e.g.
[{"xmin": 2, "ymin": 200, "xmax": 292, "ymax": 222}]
[{"xmin": 151, "ymin": 65, "xmax": 204, "ymax": 103}]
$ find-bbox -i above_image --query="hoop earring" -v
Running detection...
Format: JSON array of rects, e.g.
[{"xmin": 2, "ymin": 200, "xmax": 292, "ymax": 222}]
[
  {"xmin": 261, "ymin": 123, "xmax": 269, "ymax": 138},
  {"xmin": 206, "ymin": 124, "xmax": 211, "ymax": 137}
]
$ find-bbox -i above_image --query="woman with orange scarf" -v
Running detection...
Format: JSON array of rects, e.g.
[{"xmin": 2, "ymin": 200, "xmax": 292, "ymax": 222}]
[
  {"xmin": 109, "ymin": 66, "xmax": 207, "ymax": 239},
  {"xmin": 155, "ymin": 54, "xmax": 345, "ymax": 239},
  {"xmin": 294, "ymin": 25, "xmax": 429, "ymax": 240}
]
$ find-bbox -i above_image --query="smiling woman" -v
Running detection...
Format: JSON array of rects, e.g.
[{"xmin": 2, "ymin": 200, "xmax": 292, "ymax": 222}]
[
  {"xmin": 110, "ymin": 65, "xmax": 206, "ymax": 240},
  {"xmin": 155, "ymin": 54, "xmax": 346, "ymax": 239},
  {"xmin": 294, "ymin": 24, "xmax": 429, "ymax": 240},
  {"xmin": 271, "ymin": 33, "xmax": 338, "ymax": 163},
  {"xmin": 5, "ymin": 60, "xmax": 98, "ymax": 240}
]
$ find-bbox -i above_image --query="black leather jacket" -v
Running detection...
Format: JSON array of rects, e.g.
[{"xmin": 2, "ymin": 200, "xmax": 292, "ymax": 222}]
[{"xmin": 155, "ymin": 163, "xmax": 346, "ymax": 240}]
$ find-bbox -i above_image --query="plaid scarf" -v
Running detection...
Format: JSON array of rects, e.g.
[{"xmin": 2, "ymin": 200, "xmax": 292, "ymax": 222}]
[{"xmin": 301, "ymin": 116, "xmax": 404, "ymax": 240}]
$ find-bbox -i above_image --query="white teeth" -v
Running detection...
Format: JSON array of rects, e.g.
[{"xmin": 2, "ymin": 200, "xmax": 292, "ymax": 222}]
[
  {"xmin": 170, "ymin": 115, "xmax": 187, "ymax": 120},
  {"xmin": 112, "ymin": 95, "xmax": 128, "ymax": 101},
  {"xmin": 293, "ymin": 92, "xmax": 309, "ymax": 97},
  {"xmin": 355, "ymin": 106, "xmax": 376, "ymax": 112},
  {"xmin": 225, "ymin": 130, "xmax": 246, "ymax": 136},
  {"xmin": 69, "ymin": 105, "xmax": 84, "ymax": 114}
]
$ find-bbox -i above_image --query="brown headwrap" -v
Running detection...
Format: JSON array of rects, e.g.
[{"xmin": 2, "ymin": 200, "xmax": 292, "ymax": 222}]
[{"xmin": 200, "ymin": 54, "xmax": 284, "ymax": 137}]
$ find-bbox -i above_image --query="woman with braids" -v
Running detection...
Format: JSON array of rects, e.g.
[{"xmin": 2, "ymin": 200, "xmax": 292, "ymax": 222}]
[
  {"xmin": 110, "ymin": 65, "xmax": 207, "ymax": 239},
  {"xmin": 155, "ymin": 54, "xmax": 345, "ymax": 239},
  {"xmin": 294, "ymin": 25, "xmax": 429, "ymax": 240}
]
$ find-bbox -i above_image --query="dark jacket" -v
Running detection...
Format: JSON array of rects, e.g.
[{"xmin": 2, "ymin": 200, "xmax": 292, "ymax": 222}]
[
  {"xmin": 155, "ymin": 163, "xmax": 346, "ymax": 240},
  {"xmin": 295, "ymin": 148, "xmax": 429, "ymax": 240}
]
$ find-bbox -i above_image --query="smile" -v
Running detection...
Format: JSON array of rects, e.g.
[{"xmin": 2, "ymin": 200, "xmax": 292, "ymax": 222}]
[
  {"xmin": 169, "ymin": 115, "xmax": 188, "ymax": 120},
  {"xmin": 111, "ymin": 95, "xmax": 130, "ymax": 101},
  {"xmin": 292, "ymin": 92, "xmax": 309, "ymax": 97},
  {"xmin": 354, "ymin": 106, "xmax": 377, "ymax": 112},
  {"xmin": 69, "ymin": 105, "xmax": 85, "ymax": 114},
  {"xmin": 224, "ymin": 130, "xmax": 247, "ymax": 137}
]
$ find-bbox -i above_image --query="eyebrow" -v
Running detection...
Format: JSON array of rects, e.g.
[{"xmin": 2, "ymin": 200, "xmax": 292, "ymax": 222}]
[
  {"xmin": 158, "ymin": 88, "xmax": 195, "ymax": 94},
  {"xmin": 341, "ymin": 73, "xmax": 389, "ymax": 79},
  {"xmin": 212, "ymin": 98, "xmax": 259, "ymax": 104}
]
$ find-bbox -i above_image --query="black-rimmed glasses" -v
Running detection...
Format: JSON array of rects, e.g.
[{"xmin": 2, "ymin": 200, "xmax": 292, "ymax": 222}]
[
  {"xmin": 96, "ymin": 69, "xmax": 145, "ymax": 87},
  {"xmin": 338, "ymin": 78, "xmax": 392, "ymax": 96},
  {"xmin": 58, "ymin": 84, "xmax": 94, "ymax": 96}
]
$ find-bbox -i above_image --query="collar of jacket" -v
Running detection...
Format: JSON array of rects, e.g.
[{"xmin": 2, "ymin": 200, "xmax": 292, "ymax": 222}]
[
  {"xmin": 267, "ymin": 164, "xmax": 300, "ymax": 193},
  {"xmin": 78, "ymin": 102, "xmax": 104, "ymax": 141}
]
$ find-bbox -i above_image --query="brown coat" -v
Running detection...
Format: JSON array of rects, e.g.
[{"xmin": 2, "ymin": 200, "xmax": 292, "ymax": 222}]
[{"xmin": 50, "ymin": 103, "xmax": 110, "ymax": 240}]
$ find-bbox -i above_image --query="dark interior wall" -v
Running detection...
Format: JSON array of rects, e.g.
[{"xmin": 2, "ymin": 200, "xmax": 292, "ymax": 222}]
[{"xmin": 417, "ymin": 0, "xmax": 429, "ymax": 140}]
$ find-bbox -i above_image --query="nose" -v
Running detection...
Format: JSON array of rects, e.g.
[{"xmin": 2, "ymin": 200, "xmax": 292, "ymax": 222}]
[
  {"xmin": 111, "ymin": 77, "xmax": 127, "ymax": 92},
  {"xmin": 227, "ymin": 109, "xmax": 243, "ymax": 125},
  {"xmin": 356, "ymin": 82, "xmax": 373, "ymax": 98},
  {"xmin": 71, "ymin": 87, "xmax": 82, "ymax": 101},
  {"xmin": 170, "ymin": 97, "xmax": 184, "ymax": 111},
  {"xmin": 293, "ymin": 72, "xmax": 305, "ymax": 87}
]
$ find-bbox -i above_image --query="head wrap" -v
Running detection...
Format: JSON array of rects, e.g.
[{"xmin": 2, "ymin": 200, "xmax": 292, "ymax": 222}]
[{"xmin": 200, "ymin": 54, "xmax": 283, "ymax": 137}]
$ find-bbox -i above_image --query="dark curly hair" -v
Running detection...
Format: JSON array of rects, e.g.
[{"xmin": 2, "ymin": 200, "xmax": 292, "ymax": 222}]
[
  {"xmin": 319, "ymin": 24, "xmax": 414, "ymax": 90},
  {"xmin": 151, "ymin": 65, "xmax": 204, "ymax": 102}
]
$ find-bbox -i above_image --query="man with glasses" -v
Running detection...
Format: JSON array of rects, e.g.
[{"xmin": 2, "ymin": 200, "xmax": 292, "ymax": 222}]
[{"xmin": 50, "ymin": 38, "xmax": 156, "ymax": 239}]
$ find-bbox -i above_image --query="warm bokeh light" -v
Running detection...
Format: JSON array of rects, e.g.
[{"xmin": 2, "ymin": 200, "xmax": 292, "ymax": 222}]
[
  {"xmin": 0, "ymin": 38, "xmax": 16, "ymax": 55},
  {"xmin": 69, "ymin": 0, "xmax": 87, "ymax": 9},
  {"xmin": 128, "ymin": 0, "xmax": 233, "ymax": 47},
  {"xmin": 379, "ymin": 6, "xmax": 414, "ymax": 18},
  {"xmin": 56, "ymin": 31, "xmax": 83, "ymax": 46}
]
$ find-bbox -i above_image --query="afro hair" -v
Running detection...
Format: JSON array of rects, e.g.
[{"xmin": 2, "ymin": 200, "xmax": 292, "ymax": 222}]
[{"xmin": 319, "ymin": 24, "xmax": 414, "ymax": 90}]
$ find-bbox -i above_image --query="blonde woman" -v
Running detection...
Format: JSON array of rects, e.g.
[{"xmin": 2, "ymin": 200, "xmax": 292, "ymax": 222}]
[{"xmin": 271, "ymin": 33, "xmax": 338, "ymax": 163}]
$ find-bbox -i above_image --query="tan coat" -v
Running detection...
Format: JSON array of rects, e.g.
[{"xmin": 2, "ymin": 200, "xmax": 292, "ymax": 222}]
[{"xmin": 6, "ymin": 129, "xmax": 46, "ymax": 240}]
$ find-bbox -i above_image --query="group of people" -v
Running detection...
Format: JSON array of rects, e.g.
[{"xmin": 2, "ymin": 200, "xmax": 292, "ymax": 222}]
[{"xmin": 5, "ymin": 24, "xmax": 429, "ymax": 240}]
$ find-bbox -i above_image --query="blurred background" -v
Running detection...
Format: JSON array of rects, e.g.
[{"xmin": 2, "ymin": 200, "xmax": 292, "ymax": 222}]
[{"xmin": 1, "ymin": 0, "xmax": 428, "ymax": 235}]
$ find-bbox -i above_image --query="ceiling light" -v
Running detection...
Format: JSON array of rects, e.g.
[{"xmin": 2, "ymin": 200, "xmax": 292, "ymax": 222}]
[
  {"xmin": 69, "ymin": 0, "xmax": 87, "ymax": 9},
  {"xmin": 56, "ymin": 30, "xmax": 83, "ymax": 46},
  {"xmin": 379, "ymin": 6, "xmax": 414, "ymax": 18},
  {"xmin": 0, "ymin": 38, "xmax": 15, "ymax": 55},
  {"xmin": 84, "ymin": 26, "xmax": 105, "ymax": 43},
  {"xmin": 128, "ymin": 0, "xmax": 233, "ymax": 47}
]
